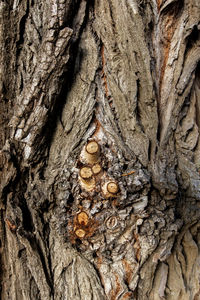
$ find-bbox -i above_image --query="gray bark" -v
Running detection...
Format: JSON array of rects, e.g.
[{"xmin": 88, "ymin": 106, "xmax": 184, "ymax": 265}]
[{"xmin": 0, "ymin": 0, "xmax": 200, "ymax": 299}]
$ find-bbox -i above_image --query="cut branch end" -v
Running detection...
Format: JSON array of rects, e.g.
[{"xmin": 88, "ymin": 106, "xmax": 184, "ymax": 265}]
[
  {"xmin": 80, "ymin": 167, "xmax": 93, "ymax": 180},
  {"xmin": 75, "ymin": 229, "xmax": 86, "ymax": 238},
  {"xmin": 86, "ymin": 141, "xmax": 99, "ymax": 155},
  {"xmin": 77, "ymin": 212, "xmax": 89, "ymax": 226}
]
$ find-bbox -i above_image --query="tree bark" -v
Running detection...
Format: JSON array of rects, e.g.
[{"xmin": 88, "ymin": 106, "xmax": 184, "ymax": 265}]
[{"xmin": 0, "ymin": 0, "xmax": 200, "ymax": 299}]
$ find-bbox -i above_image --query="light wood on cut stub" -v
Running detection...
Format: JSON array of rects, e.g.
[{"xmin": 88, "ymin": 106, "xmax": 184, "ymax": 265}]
[
  {"xmin": 92, "ymin": 163, "xmax": 102, "ymax": 175},
  {"xmin": 77, "ymin": 212, "xmax": 89, "ymax": 226},
  {"xmin": 107, "ymin": 181, "xmax": 119, "ymax": 194},
  {"xmin": 86, "ymin": 141, "xmax": 99, "ymax": 154},
  {"xmin": 80, "ymin": 166, "xmax": 93, "ymax": 180},
  {"xmin": 75, "ymin": 229, "xmax": 86, "ymax": 238}
]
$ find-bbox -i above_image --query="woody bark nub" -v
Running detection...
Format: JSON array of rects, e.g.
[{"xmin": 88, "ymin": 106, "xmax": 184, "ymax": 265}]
[
  {"xmin": 80, "ymin": 141, "xmax": 100, "ymax": 165},
  {"xmin": 74, "ymin": 212, "xmax": 89, "ymax": 239},
  {"xmin": 92, "ymin": 163, "xmax": 102, "ymax": 176},
  {"xmin": 102, "ymin": 181, "xmax": 119, "ymax": 198},
  {"xmin": 79, "ymin": 166, "xmax": 96, "ymax": 191}
]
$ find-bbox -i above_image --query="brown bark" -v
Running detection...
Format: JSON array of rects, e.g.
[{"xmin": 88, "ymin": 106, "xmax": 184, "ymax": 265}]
[{"xmin": 0, "ymin": 0, "xmax": 200, "ymax": 299}]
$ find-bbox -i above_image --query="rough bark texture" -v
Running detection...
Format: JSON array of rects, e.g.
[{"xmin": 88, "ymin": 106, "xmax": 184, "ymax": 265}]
[{"xmin": 0, "ymin": 0, "xmax": 200, "ymax": 299}]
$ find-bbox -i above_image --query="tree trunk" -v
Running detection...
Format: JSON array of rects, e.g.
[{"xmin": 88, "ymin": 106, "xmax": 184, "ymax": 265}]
[{"xmin": 0, "ymin": 0, "xmax": 200, "ymax": 299}]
